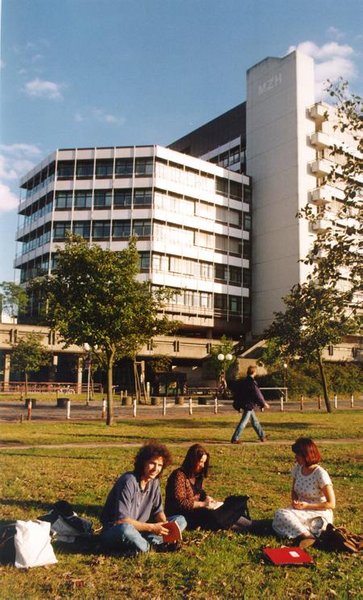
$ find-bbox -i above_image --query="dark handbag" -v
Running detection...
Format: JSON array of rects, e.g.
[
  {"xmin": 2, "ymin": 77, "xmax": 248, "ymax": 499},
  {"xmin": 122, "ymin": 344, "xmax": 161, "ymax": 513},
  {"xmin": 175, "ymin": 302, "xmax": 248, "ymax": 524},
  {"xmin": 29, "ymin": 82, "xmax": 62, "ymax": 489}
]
[
  {"xmin": 315, "ymin": 523, "xmax": 363, "ymax": 553},
  {"xmin": 0, "ymin": 524, "xmax": 16, "ymax": 565},
  {"xmin": 213, "ymin": 495, "xmax": 250, "ymax": 529}
]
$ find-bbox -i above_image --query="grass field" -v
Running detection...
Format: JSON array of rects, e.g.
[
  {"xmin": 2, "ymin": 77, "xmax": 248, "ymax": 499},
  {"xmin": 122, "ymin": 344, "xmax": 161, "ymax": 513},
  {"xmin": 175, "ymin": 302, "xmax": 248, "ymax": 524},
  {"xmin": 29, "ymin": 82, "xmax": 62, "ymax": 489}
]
[{"xmin": 0, "ymin": 412, "xmax": 362, "ymax": 599}]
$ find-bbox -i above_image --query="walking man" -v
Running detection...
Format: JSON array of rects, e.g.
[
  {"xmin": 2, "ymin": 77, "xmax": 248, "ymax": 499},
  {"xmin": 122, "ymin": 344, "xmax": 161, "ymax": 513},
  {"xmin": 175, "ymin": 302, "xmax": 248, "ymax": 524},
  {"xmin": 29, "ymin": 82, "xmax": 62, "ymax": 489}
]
[
  {"xmin": 231, "ymin": 365, "xmax": 270, "ymax": 444},
  {"xmin": 100, "ymin": 441, "xmax": 187, "ymax": 554}
]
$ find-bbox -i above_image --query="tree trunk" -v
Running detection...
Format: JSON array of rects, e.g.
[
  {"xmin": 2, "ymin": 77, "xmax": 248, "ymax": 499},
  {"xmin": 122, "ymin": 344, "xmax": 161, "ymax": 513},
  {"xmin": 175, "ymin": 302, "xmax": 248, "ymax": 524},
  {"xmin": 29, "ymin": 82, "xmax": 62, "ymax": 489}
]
[
  {"xmin": 317, "ymin": 354, "xmax": 332, "ymax": 413},
  {"xmin": 25, "ymin": 372, "xmax": 28, "ymax": 398},
  {"xmin": 106, "ymin": 353, "xmax": 114, "ymax": 426}
]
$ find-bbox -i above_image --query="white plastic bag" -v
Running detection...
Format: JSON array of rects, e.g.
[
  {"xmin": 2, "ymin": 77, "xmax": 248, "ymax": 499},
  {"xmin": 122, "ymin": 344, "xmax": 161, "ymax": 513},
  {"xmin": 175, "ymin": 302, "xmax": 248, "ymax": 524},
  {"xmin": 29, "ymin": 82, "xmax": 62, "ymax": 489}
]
[{"xmin": 14, "ymin": 520, "xmax": 58, "ymax": 569}]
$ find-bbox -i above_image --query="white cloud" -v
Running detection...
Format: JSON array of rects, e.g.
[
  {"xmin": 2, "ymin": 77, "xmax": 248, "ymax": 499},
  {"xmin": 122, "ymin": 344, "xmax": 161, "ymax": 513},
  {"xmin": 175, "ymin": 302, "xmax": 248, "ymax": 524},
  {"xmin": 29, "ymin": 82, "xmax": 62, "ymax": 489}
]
[
  {"xmin": 0, "ymin": 144, "xmax": 43, "ymax": 214},
  {"xmin": 287, "ymin": 40, "xmax": 358, "ymax": 98},
  {"xmin": 326, "ymin": 26, "xmax": 345, "ymax": 41},
  {"xmin": 92, "ymin": 108, "xmax": 125, "ymax": 126},
  {"xmin": 24, "ymin": 77, "xmax": 63, "ymax": 100},
  {"xmin": 74, "ymin": 107, "xmax": 125, "ymax": 126},
  {"xmin": 0, "ymin": 182, "xmax": 19, "ymax": 213},
  {"xmin": 0, "ymin": 59, "xmax": 5, "ymax": 70}
]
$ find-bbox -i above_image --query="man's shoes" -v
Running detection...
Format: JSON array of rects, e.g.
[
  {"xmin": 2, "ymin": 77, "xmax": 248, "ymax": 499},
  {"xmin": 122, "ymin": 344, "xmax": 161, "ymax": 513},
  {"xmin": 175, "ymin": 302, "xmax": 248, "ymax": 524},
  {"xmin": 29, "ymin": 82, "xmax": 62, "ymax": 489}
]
[
  {"xmin": 260, "ymin": 435, "xmax": 269, "ymax": 442},
  {"xmin": 231, "ymin": 440, "xmax": 242, "ymax": 444}
]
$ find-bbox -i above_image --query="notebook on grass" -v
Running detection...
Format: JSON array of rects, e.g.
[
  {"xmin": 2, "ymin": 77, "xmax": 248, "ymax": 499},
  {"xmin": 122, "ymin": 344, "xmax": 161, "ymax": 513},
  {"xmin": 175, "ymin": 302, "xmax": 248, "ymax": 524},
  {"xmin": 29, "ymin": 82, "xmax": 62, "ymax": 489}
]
[{"xmin": 262, "ymin": 546, "xmax": 314, "ymax": 566}]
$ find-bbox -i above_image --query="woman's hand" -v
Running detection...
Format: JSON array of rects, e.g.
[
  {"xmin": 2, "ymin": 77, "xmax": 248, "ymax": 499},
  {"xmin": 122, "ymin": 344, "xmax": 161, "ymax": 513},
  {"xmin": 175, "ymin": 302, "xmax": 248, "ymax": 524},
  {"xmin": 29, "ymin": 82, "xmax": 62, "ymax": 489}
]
[
  {"xmin": 204, "ymin": 495, "xmax": 215, "ymax": 507},
  {"xmin": 292, "ymin": 500, "xmax": 308, "ymax": 510}
]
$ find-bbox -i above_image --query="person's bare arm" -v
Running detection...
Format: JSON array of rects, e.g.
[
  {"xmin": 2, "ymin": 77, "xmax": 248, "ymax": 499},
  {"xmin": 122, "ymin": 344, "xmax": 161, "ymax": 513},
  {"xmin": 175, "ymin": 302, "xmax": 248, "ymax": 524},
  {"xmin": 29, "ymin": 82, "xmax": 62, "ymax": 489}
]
[{"xmin": 292, "ymin": 484, "xmax": 335, "ymax": 511}]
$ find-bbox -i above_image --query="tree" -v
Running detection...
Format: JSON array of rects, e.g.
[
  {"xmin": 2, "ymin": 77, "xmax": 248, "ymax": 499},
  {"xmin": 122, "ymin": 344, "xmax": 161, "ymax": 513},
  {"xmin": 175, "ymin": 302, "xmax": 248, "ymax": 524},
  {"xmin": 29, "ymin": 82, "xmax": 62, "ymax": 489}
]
[
  {"xmin": 264, "ymin": 282, "xmax": 358, "ymax": 412},
  {"xmin": 35, "ymin": 236, "xmax": 175, "ymax": 425},
  {"xmin": 300, "ymin": 79, "xmax": 362, "ymax": 293},
  {"xmin": 0, "ymin": 282, "xmax": 28, "ymax": 321},
  {"xmin": 11, "ymin": 333, "xmax": 51, "ymax": 397},
  {"xmin": 206, "ymin": 335, "xmax": 236, "ymax": 387}
]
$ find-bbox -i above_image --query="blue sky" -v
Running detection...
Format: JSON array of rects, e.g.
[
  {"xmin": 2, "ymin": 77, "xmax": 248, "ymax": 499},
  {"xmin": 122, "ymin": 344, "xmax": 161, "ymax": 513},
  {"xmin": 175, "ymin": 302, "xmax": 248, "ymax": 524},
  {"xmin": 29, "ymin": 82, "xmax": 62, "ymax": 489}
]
[{"xmin": 1, "ymin": 0, "xmax": 362, "ymax": 282}]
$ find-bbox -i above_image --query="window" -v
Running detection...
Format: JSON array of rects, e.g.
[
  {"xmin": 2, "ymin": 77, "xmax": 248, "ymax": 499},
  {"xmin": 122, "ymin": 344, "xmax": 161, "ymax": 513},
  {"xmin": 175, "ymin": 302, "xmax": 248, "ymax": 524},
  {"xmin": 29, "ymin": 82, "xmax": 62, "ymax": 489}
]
[
  {"xmin": 215, "ymin": 264, "xmax": 228, "ymax": 281},
  {"xmin": 73, "ymin": 221, "xmax": 90, "ymax": 239},
  {"xmin": 57, "ymin": 161, "xmax": 74, "ymax": 179},
  {"xmin": 230, "ymin": 181, "xmax": 242, "ymax": 200},
  {"xmin": 216, "ymin": 177, "xmax": 228, "ymax": 196},
  {"xmin": 134, "ymin": 189, "xmax": 152, "ymax": 206},
  {"xmin": 229, "ymin": 266, "xmax": 242, "ymax": 285},
  {"xmin": 135, "ymin": 158, "xmax": 153, "ymax": 176},
  {"xmin": 243, "ymin": 186, "xmax": 251, "ymax": 204},
  {"xmin": 76, "ymin": 161, "xmax": 94, "ymax": 178},
  {"xmin": 195, "ymin": 231, "xmax": 214, "ymax": 249},
  {"xmin": 133, "ymin": 220, "xmax": 151, "ymax": 237},
  {"xmin": 115, "ymin": 159, "xmax": 133, "ymax": 176},
  {"xmin": 243, "ymin": 298, "xmax": 251, "ymax": 318},
  {"xmin": 53, "ymin": 222, "xmax": 71, "ymax": 240},
  {"xmin": 229, "ymin": 295, "xmax": 241, "ymax": 314},
  {"xmin": 96, "ymin": 160, "xmax": 113, "ymax": 178},
  {"xmin": 139, "ymin": 252, "xmax": 150, "ymax": 271},
  {"xmin": 92, "ymin": 221, "xmax": 110, "ymax": 239},
  {"xmin": 74, "ymin": 191, "xmax": 92, "ymax": 209},
  {"xmin": 242, "ymin": 240, "xmax": 251, "ymax": 260},
  {"xmin": 112, "ymin": 220, "xmax": 131, "ymax": 239},
  {"xmin": 215, "ymin": 235, "xmax": 228, "ymax": 252},
  {"xmin": 243, "ymin": 269, "xmax": 251, "ymax": 287},
  {"xmin": 243, "ymin": 214, "xmax": 252, "ymax": 231},
  {"xmin": 94, "ymin": 190, "xmax": 112, "ymax": 208},
  {"xmin": 114, "ymin": 190, "xmax": 132, "ymax": 207},
  {"xmin": 55, "ymin": 191, "xmax": 73, "ymax": 209},
  {"xmin": 214, "ymin": 294, "xmax": 227, "ymax": 310}
]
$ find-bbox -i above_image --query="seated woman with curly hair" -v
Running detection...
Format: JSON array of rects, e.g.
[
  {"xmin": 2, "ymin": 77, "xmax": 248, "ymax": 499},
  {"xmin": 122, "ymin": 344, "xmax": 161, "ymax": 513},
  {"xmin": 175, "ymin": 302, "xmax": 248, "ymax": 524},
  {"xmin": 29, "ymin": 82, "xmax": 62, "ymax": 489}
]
[
  {"xmin": 272, "ymin": 437, "xmax": 335, "ymax": 547},
  {"xmin": 165, "ymin": 443, "xmax": 251, "ymax": 531}
]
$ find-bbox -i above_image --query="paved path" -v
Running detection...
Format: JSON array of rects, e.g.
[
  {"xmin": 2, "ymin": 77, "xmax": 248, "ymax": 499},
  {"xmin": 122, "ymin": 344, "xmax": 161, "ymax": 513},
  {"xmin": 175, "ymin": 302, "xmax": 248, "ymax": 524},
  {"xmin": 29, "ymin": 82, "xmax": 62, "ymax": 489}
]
[{"xmin": 0, "ymin": 438, "xmax": 361, "ymax": 451}]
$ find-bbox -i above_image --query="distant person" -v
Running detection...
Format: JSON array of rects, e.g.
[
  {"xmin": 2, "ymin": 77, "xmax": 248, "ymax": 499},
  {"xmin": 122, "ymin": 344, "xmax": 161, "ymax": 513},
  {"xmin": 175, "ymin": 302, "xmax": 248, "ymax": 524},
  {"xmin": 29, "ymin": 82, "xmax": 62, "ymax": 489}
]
[
  {"xmin": 231, "ymin": 365, "xmax": 270, "ymax": 444},
  {"xmin": 272, "ymin": 437, "xmax": 335, "ymax": 548},
  {"xmin": 165, "ymin": 443, "xmax": 251, "ymax": 531},
  {"xmin": 100, "ymin": 441, "xmax": 186, "ymax": 554}
]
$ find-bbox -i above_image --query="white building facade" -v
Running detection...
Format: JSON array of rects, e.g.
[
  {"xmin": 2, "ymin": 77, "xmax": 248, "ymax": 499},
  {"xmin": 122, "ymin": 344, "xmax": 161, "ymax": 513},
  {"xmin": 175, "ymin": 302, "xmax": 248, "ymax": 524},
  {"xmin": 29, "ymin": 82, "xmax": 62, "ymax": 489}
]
[{"xmin": 15, "ymin": 145, "xmax": 252, "ymax": 340}]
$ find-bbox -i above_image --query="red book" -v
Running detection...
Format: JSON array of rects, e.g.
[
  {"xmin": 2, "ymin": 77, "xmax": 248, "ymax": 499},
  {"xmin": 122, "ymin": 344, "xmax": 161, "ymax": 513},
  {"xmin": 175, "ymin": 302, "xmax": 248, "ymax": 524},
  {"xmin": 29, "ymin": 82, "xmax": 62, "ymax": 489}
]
[{"xmin": 162, "ymin": 521, "xmax": 182, "ymax": 543}]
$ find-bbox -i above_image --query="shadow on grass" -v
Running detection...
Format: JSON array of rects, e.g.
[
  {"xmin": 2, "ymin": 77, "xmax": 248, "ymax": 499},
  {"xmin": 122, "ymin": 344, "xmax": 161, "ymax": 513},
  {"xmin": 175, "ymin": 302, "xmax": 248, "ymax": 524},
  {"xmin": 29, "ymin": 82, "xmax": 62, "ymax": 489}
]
[{"xmin": 0, "ymin": 498, "xmax": 102, "ymax": 520}]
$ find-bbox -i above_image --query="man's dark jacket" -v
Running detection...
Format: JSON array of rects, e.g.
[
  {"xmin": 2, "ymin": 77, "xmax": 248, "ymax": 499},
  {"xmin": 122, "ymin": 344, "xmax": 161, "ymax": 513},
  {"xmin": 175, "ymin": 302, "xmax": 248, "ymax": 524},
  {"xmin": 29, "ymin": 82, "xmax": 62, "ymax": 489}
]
[{"xmin": 232, "ymin": 375, "xmax": 267, "ymax": 411}]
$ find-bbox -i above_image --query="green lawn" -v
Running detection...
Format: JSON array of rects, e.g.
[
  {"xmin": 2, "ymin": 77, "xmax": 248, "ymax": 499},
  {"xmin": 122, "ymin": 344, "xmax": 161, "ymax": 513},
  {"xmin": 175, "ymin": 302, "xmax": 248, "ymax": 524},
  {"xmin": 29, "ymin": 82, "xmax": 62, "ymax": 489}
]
[{"xmin": 0, "ymin": 413, "xmax": 362, "ymax": 599}]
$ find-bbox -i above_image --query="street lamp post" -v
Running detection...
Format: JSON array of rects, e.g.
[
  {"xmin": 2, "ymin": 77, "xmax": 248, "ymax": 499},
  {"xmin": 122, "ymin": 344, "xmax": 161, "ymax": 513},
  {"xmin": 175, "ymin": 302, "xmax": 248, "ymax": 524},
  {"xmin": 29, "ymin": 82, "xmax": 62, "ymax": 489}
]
[
  {"xmin": 283, "ymin": 362, "xmax": 288, "ymax": 402},
  {"xmin": 217, "ymin": 353, "xmax": 233, "ymax": 396}
]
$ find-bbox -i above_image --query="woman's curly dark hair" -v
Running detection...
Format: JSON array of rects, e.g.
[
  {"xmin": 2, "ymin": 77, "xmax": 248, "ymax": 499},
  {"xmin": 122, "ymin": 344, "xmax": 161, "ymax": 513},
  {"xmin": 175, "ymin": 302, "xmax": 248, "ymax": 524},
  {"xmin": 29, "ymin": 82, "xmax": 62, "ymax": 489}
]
[{"xmin": 134, "ymin": 441, "xmax": 172, "ymax": 478}]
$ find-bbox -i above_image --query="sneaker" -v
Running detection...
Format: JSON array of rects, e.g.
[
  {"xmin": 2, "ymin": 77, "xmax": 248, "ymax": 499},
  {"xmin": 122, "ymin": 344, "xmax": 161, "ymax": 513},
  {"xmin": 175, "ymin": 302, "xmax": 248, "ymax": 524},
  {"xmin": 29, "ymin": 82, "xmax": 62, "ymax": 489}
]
[
  {"xmin": 231, "ymin": 440, "xmax": 242, "ymax": 444},
  {"xmin": 260, "ymin": 435, "xmax": 269, "ymax": 442}
]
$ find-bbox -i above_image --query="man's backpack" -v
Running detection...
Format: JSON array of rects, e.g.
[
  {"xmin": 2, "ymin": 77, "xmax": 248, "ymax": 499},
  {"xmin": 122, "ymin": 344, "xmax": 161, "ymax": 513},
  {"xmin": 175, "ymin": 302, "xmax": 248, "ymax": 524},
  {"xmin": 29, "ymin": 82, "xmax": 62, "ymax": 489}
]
[
  {"xmin": 231, "ymin": 380, "xmax": 245, "ymax": 412},
  {"xmin": 232, "ymin": 396, "xmax": 243, "ymax": 412}
]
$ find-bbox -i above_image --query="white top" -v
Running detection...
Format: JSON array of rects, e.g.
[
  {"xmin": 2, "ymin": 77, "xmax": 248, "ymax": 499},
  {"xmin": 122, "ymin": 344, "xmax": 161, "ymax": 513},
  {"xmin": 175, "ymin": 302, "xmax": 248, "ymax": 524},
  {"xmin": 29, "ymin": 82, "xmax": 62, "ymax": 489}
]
[{"xmin": 292, "ymin": 464, "xmax": 332, "ymax": 504}]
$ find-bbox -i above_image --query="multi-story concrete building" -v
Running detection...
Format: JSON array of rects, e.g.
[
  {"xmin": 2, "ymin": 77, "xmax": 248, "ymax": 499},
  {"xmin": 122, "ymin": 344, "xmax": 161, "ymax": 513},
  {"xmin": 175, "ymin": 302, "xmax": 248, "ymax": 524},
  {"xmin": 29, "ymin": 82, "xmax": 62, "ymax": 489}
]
[
  {"xmin": 15, "ymin": 145, "xmax": 251, "ymax": 339},
  {"xmin": 6, "ymin": 49, "xmax": 360, "ymax": 389},
  {"xmin": 171, "ymin": 50, "xmax": 361, "ymax": 337}
]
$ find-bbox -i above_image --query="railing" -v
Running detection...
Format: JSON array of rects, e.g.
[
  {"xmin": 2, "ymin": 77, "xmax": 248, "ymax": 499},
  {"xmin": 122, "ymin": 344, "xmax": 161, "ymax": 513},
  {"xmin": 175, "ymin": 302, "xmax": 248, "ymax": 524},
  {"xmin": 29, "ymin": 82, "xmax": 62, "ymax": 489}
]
[{"xmin": 1, "ymin": 381, "xmax": 103, "ymax": 394}]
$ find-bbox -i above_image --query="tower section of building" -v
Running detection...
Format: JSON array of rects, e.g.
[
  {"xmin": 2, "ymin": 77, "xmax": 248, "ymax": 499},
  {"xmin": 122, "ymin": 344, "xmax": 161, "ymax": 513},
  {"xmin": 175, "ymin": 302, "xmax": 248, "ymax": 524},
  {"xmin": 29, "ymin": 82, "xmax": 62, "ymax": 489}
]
[{"xmin": 15, "ymin": 145, "xmax": 251, "ymax": 339}]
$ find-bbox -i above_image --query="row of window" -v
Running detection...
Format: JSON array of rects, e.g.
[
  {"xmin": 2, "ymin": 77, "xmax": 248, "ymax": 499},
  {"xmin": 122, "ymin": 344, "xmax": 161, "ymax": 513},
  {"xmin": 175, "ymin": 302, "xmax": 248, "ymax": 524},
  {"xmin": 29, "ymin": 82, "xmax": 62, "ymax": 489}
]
[
  {"xmin": 21, "ymin": 219, "xmax": 250, "ymax": 259},
  {"xmin": 55, "ymin": 188, "xmax": 152, "ymax": 209},
  {"xmin": 57, "ymin": 158, "xmax": 154, "ymax": 180}
]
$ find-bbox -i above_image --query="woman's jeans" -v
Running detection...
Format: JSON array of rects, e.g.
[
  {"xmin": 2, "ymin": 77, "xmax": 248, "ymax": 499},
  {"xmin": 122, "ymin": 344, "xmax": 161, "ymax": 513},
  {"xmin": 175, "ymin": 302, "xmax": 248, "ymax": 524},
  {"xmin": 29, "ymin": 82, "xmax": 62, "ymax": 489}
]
[
  {"xmin": 101, "ymin": 515, "xmax": 187, "ymax": 553},
  {"xmin": 231, "ymin": 409, "xmax": 265, "ymax": 441}
]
